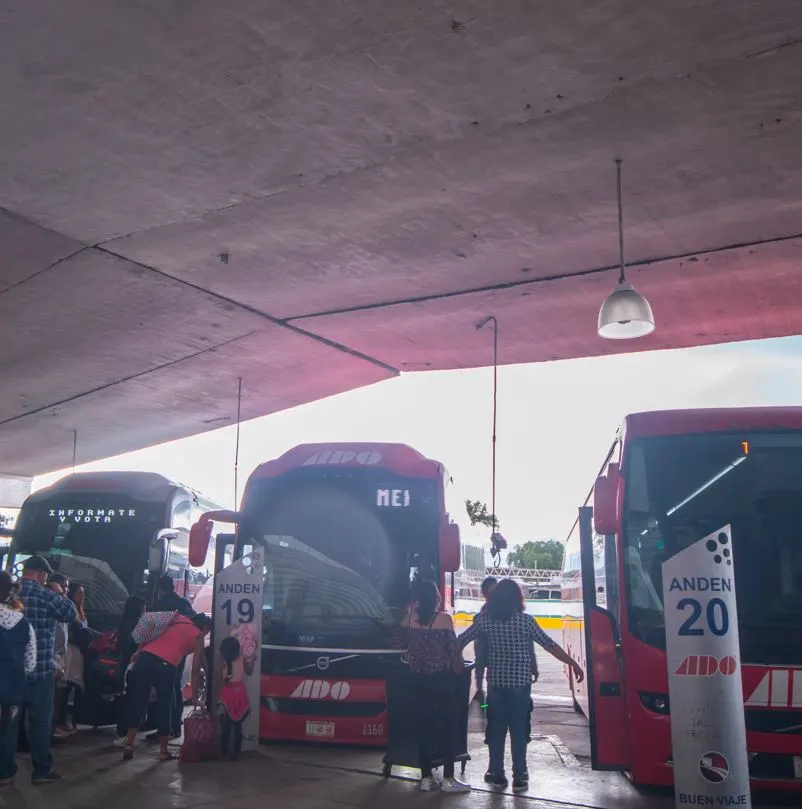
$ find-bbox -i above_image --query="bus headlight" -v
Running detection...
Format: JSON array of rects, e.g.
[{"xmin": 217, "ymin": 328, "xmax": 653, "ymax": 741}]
[{"xmin": 639, "ymin": 691, "xmax": 670, "ymax": 715}]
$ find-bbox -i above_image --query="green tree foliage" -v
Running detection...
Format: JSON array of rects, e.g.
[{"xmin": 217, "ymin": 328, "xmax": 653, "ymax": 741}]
[
  {"xmin": 465, "ymin": 499, "xmax": 498, "ymax": 529},
  {"xmin": 507, "ymin": 540, "xmax": 564, "ymax": 570}
]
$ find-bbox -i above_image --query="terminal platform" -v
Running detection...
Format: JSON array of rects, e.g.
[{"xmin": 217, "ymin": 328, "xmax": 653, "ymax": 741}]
[
  {"xmin": 0, "ymin": 713, "xmax": 790, "ymax": 809},
  {"xmin": 1, "ymin": 650, "xmax": 792, "ymax": 809}
]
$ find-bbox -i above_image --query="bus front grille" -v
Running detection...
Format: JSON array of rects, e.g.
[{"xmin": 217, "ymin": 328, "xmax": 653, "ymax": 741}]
[{"xmin": 261, "ymin": 697, "xmax": 385, "ymax": 717}]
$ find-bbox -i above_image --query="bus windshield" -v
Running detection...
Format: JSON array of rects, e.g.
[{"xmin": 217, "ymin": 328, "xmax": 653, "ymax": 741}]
[
  {"xmin": 242, "ymin": 475, "xmax": 440, "ymax": 649},
  {"xmin": 624, "ymin": 432, "xmax": 802, "ymax": 664},
  {"xmin": 12, "ymin": 497, "xmax": 164, "ymax": 623}
]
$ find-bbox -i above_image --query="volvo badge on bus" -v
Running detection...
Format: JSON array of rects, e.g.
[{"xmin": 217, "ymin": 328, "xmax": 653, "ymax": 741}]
[{"xmin": 662, "ymin": 525, "xmax": 751, "ymax": 808}]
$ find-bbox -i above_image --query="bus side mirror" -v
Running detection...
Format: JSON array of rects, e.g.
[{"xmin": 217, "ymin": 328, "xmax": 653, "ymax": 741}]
[
  {"xmin": 439, "ymin": 516, "xmax": 461, "ymax": 573},
  {"xmin": 593, "ymin": 463, "xmax": 620, "ymax": 535},
  {"xmin": 189, "ymin": 509, "xmax": 241, "ymax": 567},
  {"xmin": 149, "ymin": 529, "xmax": 175, "ymax": 574}
]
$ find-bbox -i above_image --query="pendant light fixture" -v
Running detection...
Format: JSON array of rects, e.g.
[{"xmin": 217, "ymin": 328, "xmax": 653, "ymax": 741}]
[{"xmin": 597, "ymin": 159, "xmax": 655, "ymax": 340}]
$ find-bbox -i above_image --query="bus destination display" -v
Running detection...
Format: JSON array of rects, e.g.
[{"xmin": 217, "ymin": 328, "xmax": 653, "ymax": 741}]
[{"xmin": 48, "ymin": 506, "xmax": 138, "ymax": 524}]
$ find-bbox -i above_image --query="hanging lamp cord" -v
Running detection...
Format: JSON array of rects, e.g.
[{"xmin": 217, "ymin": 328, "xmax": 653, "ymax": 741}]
[
  {"xmin": 616, "ymin": 158, "xmax": 626, "ymax": 284},
  {"xmin": 491, "ymin": 316, "xmax": 498, "ymax": 537}
]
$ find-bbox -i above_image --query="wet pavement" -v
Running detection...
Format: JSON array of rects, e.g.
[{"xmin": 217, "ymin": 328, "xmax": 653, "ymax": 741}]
[
  {"xmin": 0, "ymin": 631, "xmax": 793, "ymax": 808},
  {"xmin": 1, "ymin": 718, "xmax": 789, "ymax": 809}
]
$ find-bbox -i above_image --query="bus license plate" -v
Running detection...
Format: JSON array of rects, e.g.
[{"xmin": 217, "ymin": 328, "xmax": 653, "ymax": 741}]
[
  {"xmin": 794, "ymin": 757, "xmax": 802, "ymax": 779},
  {"xmin": 306, "ymin": 721, "xmax": 335, "ymax": 738}
]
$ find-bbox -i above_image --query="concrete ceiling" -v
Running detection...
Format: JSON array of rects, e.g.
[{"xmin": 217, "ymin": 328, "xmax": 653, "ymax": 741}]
[{"xmin": 1, "ymin": 1, "xmax": 802, "ymax": 476}]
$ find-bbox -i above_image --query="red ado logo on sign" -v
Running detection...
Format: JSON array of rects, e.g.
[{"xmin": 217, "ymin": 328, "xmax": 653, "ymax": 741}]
[{"xmin": 675, "ymin": 655, "xmax": 737, "ymax": 677}]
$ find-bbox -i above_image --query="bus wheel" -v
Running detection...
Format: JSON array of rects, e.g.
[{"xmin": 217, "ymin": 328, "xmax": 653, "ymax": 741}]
[
  {"xmin": 573, "ymin": 697, "xmax": 582, "ymax": 714},
  {"xmin": 382, "ymin": 763, "xmax": 391, "ymax": 778}
]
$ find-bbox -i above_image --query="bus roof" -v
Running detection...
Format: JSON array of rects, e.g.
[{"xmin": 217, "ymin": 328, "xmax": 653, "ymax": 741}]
[
  {"xmin": 25, "ymin": 471, "xmax": 185, "ymax": 504},
  {"xmin": 250, "ymin": 443, "xmax": 444, "ymax": 481},
  {"xmin": 625, "ymin": 407, "xmax": 802, "ymax": 441}
]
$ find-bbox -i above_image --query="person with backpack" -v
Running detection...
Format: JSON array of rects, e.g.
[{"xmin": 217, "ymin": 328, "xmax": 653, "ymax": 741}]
[
  {"xmin": 0, "ymin": 572, "xmax": 37, "ymax": 786},
  {"xmin": 121, "ymin": 612, "xmax": 212, "ymax": 762}
]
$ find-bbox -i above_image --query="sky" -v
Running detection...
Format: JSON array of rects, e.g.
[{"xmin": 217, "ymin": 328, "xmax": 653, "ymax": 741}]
[{"xmin": 33, "ymin": 335, "xmax": 802, "ymax": 555}]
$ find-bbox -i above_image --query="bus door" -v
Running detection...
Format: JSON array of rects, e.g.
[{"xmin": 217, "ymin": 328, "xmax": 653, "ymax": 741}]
[
  {"xmin": 579, "ymin": 505, "xmax": 630, "ymax": 771},
  {"xmin": 210, "ymin": 531, "xmax": 237, "ymax": 620},
  {"xmin": 200, "ymin": 533, "xmax": 236, "ymax": 708}
]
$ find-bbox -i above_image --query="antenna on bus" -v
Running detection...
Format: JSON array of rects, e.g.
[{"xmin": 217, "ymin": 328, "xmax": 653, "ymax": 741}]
[
  {"xmin": 233, "ymin": 377, "xmax": 243, "ymax": 508},
  {"xmin": 72, "ymin": 430, "xmax": 78, "ymax": 474}
]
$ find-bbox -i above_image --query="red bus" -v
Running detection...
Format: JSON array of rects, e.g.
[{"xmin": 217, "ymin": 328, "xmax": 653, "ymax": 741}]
[
  {"xmin": 563, "ymin": 407, "xmax": 802, "ymax": 792},
  {"xmin": 188, "ymin": 443, "xmax": 461, "ymax": 745}
]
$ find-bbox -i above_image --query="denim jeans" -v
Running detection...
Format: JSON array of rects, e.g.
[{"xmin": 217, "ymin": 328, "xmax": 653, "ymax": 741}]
[
  {"xmin": 0, "ymin": 674, "xmax": 55, "ymax": 780},
  {"xmin": 487, "ymin": 685, "xmax": 530, "ymax": 780},
  {"xmin": 128, "ymin": 653, "xmax": 176, "ymax": 737},
  {"xmin": 171, "ymin": 659, "xmax": 185, "ymax": 736},
  {"xmin": 0, "ymin": 705, "xmax": 21, "ymax": 780}
]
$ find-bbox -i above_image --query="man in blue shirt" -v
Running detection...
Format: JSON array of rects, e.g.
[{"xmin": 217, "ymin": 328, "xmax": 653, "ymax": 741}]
[{"xmin": 14, "ymin": 556, "xmax": 77, "ymax": 784}]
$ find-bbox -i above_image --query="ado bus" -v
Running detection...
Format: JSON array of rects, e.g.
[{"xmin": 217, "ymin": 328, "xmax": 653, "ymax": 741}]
[
  {"xmin": 9, "ymin": 471, "xmax": 220, "ymax": 724},
  {"xmin": 563, "ymin": 407, "xmax": 802, "ymax": 791},
  {"xmin": 188, "ymin": 443, "xmax": 461, "ymax": 745}
]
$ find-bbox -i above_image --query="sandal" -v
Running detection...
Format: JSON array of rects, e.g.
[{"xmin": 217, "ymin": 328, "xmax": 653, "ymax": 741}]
[
  {"xmin": 159, "ymin": 751, "xmax": 177, "ymax": 762},
  {"xmin": 122, "ymin": 743, "xmax": 134, "ymax": 761}
]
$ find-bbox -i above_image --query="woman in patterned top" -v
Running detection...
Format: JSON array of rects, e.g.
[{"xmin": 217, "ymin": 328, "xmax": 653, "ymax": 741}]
[
  {"xmin": 458, "ymin": 579, "xmax": 583, "ymax": 793},
  {"xmin": 397, "ymin": 581, "xmax": 470, "ymax": 793}
]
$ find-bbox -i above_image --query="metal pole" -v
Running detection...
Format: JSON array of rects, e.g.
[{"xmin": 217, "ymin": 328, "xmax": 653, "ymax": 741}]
[
  {"xmin": 476, "ymin": 315, "xmax": 499, "ymax": 536},
  {"xmin": 234, "ymin": 377, "xmax": 243, "ymax": 507},
  {"xmin": 616, "ymin": 158, "xmax": 626, "ymax": 284},
  {"xmin": 491, "ymin": 317, "xmax": 498, "ymax": 534}
]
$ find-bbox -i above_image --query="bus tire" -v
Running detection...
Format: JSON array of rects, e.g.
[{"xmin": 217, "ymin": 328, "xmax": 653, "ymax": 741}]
[
  {"xmin": 382, "ymin": 763, "xmax": 392, "ymax": 778},
  {"xmin": 573, "ymin": 696, "xmax": 582, "ymax": 713}
]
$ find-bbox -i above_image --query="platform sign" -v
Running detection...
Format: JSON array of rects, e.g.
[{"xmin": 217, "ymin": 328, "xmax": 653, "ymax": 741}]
[
  {"xmin": 662, "ymin": 525, "xmax": 751, "ymax": 808},
  {"xmin": 213, "ymin": 547, "xmax": 263, "ymax": 751}
]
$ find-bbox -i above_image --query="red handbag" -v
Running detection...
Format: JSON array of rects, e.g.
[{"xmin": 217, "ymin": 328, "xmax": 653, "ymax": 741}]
[{"xmin": 179, "ymin": 709, "xmax": 218, "ymax": 763}]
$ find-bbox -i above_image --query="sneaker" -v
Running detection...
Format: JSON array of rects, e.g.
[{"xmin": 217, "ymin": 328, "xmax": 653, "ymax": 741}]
[
  {"xmin": 32, "ymin": 771, "xmax": 63, "ymax": 785},
  {"xmin": 419, "ymin": 777, "xmax": 439, "ymax": 792},
  {"xmin": 484, "ymin": 773, "xmax": 508, "ymax": 789},
  {"xmin": 440, "ymin": 778, "xmax": 471, "ymax": 794},
  {"xmin": 512, "ymin": 779, "xmax": 529, "ymax": 794}
]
